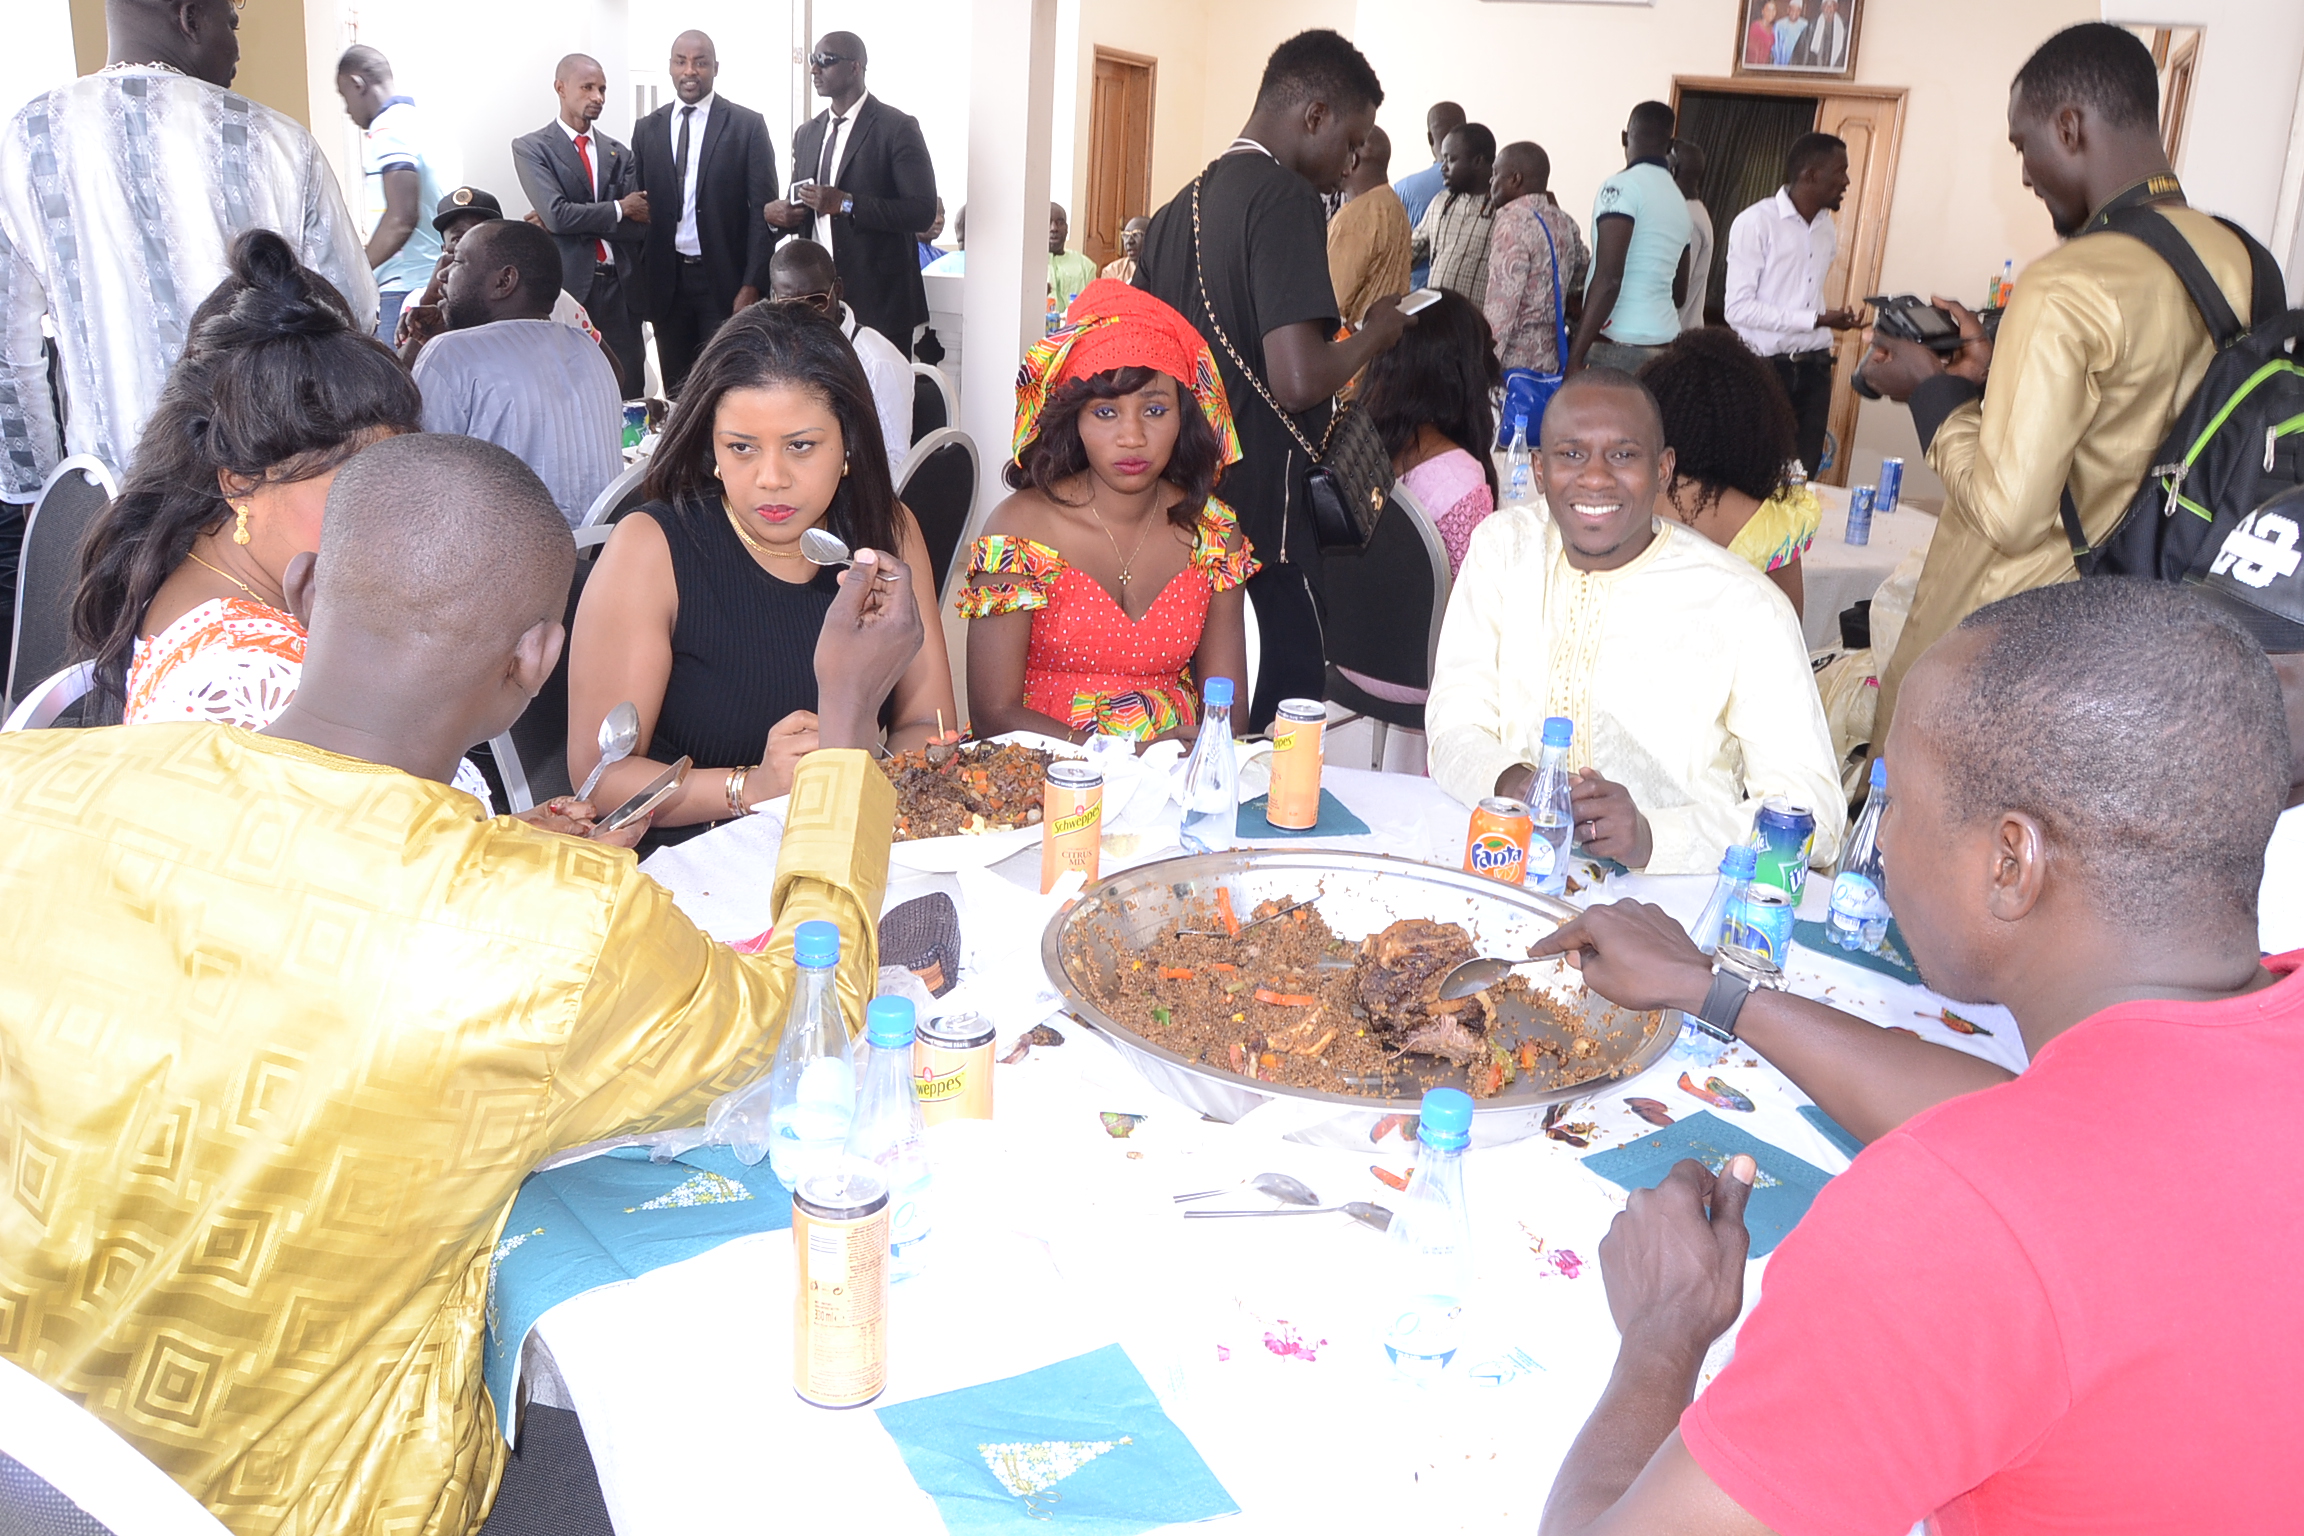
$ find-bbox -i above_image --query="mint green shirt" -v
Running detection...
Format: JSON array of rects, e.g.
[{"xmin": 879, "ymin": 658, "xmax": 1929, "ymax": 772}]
[{"xmin": 1588, "ymin": 160, "xmax": 1693, "ymax": 347}]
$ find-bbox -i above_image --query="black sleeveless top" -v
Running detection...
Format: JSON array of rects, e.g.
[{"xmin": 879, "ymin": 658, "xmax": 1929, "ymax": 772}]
[{"xmin": 638, "ymin": 497, "xmax": 840, "ymax": 847}]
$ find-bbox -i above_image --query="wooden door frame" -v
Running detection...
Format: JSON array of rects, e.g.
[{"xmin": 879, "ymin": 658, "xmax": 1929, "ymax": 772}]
[
  {"xmin": 1671, "ymin": 76, "xmax": 1907, "ymax": 486},
  {"xmin": 1085, "ymin": 47, "xmax": 1158, "ymax": 268}
]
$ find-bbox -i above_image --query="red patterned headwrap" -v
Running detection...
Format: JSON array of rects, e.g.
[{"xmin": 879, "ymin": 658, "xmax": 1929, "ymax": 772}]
[{"xmin": 1011, "ymin": 279, "xmax": 1242, "ymax": 467}]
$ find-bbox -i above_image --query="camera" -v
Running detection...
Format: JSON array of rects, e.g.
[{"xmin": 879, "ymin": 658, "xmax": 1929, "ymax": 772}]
[{"xmin": 1852, "ymin": 295, "xmax": 2000, "ymax": 399}]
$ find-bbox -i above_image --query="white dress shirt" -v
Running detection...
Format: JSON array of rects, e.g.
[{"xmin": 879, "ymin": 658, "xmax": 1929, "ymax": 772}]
[
  {"xmin": 840, "ymin": 300, "xmax": 912, "ymax": 482},
  {"xmin": 1723, "ymin": 187, "xmax": 1838, "ymax": 356},
  {"xmin": 671, "ymin": 93, "xmax": 715, "ymax": 258},
  {"xmin": 1679, "ymin": 198, "xmax": 1715, "ymax": 334},
  {"xmin": 808, "ymin": 93, "xmax": 872, "ymax": 264}
]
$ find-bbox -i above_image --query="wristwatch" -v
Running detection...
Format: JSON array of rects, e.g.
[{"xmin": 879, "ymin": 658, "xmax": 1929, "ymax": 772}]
[{"xmin": 1689, "ymin": 943, "xmax": 1786, "ymax": 1043}]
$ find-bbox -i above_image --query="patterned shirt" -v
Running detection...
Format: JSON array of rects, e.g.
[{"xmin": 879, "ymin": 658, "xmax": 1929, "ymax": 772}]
[
  {"xmin": 0, "ymin": 68, "xmax": 375, "ymax": 497},
  {"xmin": 1411, "ymin": 190, "xmax": 1495, "ymax": 309},
  {"xmin": 1484, "ymin": 195, "xmax": 1589, "ymax": 374}
]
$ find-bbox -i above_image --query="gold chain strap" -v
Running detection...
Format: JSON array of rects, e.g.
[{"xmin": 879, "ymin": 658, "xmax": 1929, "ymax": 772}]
[{"xmin": 1189, "ymin": 173, "xmax": 1341, "ymax": 461}]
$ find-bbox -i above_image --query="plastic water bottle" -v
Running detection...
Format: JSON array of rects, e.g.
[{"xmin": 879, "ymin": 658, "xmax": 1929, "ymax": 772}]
[
  {"xmin": 1178, "ymin": 676, "xmax": 1239, "ymax": 854},
  {"xmin": 1829, "ymin": 759, "xmax": 1893, "ymax": 953},
  {"xmin": 1504, "ymin": 415, "xmax": 1533, "ymax": 505},
  {"xmin": 843, "ymin": 996, "xmax": 933, "ymax": 1281},
  {"xmin": 1384, "ymin": 1088, "xmax": 1476, "ymax": 1380},
  {"xmin": 1525, "ymin": 716, "xmax": 1575, "ymax": 896},
  {"xmin": 1689, "ymin": 844, "xmax": 1759, "ymax": 955},
  {"xmin": 766, "ymin": 921, "xmax": 857, "ymax": 1190}
]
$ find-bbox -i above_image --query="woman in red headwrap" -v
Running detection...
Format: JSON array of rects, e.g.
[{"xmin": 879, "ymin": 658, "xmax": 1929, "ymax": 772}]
[{"xmin": 959, "ymin": 280, "xmax": 1256, "ymax": 745}]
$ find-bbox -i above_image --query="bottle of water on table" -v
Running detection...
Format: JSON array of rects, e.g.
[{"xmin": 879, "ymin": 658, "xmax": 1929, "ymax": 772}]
[
  {"xmin": 1525, "ymin": 716, "xmax": 1575, "ymax": 896},
  {"xmin": 1829, "ymin": 759, "xmax": 1893, "ymax": 953},
  {"xmin": 1384, "ymin": 1087, "xmax": 1476, "ymax": 1380},
  {"xmin": 1689, "ymin": 843, "xmax": 1759, "ymax": 955},
  {"xmin": 844, "ymin": 996, "xmax": 934, "ymax": 1281},
  {"xmin": 1504, "ymin": 415, "xmax": 1533, "ymax": 506},
  {"xmin": 1179, "ymin": 676, "xmax": 1239, "ymax": 854},
  {"xmin": 766, "ymin": 921, "xmax": 856, "ymax": 1190}
]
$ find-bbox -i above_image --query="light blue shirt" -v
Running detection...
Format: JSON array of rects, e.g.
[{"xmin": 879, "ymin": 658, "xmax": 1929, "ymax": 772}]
[
  {"xmin": 1772, "ymin": 16, "xmax": 1810, "ymax": 65},
  {"xmin": 413, "ymin": 318, "xmax": 622, "ymax": 526},
  {"xmin": 361, "ymin": 97, "xmax": 451, "ymax": 295},
  {"xmin": 1395, "ymin": 160, "xmax": 1446, "ymax": 287},
  {"xmin": 1588, "ymin": 160, "xmax": 1693, "ymax": 347}
]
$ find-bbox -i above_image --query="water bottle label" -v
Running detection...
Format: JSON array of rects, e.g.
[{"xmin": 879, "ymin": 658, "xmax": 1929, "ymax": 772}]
[
  {"xmin": 1526, "ymin": 837, "xmax": 1557, "ymax": 876},
  {"xmin": 1829, "ymin": 872, "xmax": 1889, "ymax": 920}
]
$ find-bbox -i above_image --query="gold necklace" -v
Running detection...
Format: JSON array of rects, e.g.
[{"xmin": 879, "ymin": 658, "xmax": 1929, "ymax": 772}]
[
  {"xmin": 1086, "ymin": 499, "xmax": 1159, "ymax": 591},
  {"xmin": 721, "ymin": 498, "xmax": 813, "ymax": 563},
  {"xmin": 187, "ymin": 550, "xmax": 278, "ymax": 607}
]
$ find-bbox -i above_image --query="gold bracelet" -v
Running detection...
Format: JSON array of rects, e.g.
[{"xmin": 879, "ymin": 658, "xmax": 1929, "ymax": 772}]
[{"xmin": 725, "ymin": 764, "xmax": 752, "ymax": 818}]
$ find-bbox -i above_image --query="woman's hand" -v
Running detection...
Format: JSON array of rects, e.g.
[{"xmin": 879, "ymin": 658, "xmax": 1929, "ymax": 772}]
[{"xmin": 757, "ymin": 710, "xmax": 822, "ymax": 800}]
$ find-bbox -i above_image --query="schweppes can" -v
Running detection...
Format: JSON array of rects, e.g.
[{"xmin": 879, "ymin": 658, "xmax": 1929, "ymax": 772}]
[
  {"xmin": 912, "ymin": 1010, "xmax": 995, "ymax": 1125},
  {"xmin": 1040, "ymin": 760, "xmax": 1103, "ymax": 893},
  {"xmin": 1266, "ymin": 699, "xmax": 1326, "ymax": 829},
  {"xmin": 792, "ymin": 1167, "xmax": 890, "ymax": 1408}
]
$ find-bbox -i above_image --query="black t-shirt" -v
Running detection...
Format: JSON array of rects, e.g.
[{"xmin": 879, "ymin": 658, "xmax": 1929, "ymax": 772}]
[{"xmin": 1135, "ymin": 150, "xmax": 1339, "ymax": 572}]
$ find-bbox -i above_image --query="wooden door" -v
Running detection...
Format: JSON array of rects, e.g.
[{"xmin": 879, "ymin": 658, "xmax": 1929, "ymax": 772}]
[
  {"xmin": 1084, "ymin": 49, "xmax": 1156, "ymax": 268},
  {"xmin": 1672, "ymin": 78, "xmax": 1906, "ymax": 486}
]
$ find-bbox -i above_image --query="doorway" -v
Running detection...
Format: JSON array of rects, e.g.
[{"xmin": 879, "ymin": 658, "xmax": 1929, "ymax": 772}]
[
  {"xmin": 1084, "ymin": 48, "xmax": 1156, "ymax": 269},
  {"xmin": 1671, "ymin": 77, "xmax": 1906, "ymax": 487}
]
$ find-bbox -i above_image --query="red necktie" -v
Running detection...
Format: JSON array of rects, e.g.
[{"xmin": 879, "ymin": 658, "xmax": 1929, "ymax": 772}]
[{"xmin": 574, "ymin": 133, "xmax": 610, "ymax": 263}]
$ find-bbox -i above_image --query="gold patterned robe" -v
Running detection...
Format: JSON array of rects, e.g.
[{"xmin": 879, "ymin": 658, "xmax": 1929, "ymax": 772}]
[{"xmin": 0, "ymin": 726, "xmax": 891, "ymax": 1535}]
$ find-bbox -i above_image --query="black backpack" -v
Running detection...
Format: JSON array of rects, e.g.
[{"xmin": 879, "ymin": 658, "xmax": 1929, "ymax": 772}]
[{"xmin": 2060, "ymin": 206, "xmax": 2303, "ymax": 644}]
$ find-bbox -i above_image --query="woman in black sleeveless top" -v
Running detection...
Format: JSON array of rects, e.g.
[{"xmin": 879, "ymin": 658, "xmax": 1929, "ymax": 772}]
[{"xmin": 568, "ymin": 303, "xmax": 958, "ymax": 846}]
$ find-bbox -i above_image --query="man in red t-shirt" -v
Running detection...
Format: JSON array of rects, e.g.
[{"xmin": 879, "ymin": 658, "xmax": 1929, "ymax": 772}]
[{"xmin": 1526, "ymin": 574, "xmax": 2300, "ymax": 1535}]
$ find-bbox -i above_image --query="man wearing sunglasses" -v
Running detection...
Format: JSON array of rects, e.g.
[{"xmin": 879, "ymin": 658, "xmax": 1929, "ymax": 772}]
[
  {"xmin": 765, "ymin": 33, "xmax": 939, "ymax": 358},
  {"xmin": 769, "ymin": 238, "xmax": 915, "ymax": 480}
]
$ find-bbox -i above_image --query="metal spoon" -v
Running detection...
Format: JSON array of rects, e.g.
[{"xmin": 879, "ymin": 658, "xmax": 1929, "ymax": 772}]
[
  {"xmin": 800, "ymin": 526, "xmax": 854, "ymax": 568},
  {"xmin": 1172, "ymin": 1171, "xmax": 1321, "ymax": 1206},
  {"xmin": 574, "ymin": 701, "xmax": 641, "ymax": 803},
  {"xmin": 1185, "ymin": 1201, "xmax": 1394, "ymax": 1232},
  {"xmin": 1434, "ymin": 954, "xmax": 1551, "ymax": 1002}
]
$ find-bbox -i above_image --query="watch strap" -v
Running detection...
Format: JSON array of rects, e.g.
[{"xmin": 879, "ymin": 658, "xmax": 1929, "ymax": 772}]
[{"xmin": 1695, "ymin": 968, "xmax": 1752, "ymax": 1041}]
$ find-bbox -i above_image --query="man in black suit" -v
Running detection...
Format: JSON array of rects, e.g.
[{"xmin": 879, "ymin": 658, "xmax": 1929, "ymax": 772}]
[
  {"xmin": 1798, "ymin": 0, "xmax": 1851, "ymax": 69},
  {"xmin": 764, "ymin": 32, "xmax": 937, "ymax": 359},
  {"xmin": 631, "ymin": 30, "xmax": 780, "ymax": 394},
  {"xmin": 511, "ymin": 53, "xmax": 648, "ymax": 394}
]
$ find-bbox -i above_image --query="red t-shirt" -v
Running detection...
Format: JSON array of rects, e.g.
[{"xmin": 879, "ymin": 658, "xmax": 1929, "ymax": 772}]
[{"xmin": 1682, "ymin": 952, "xmax": 2304, "ymax": 1535}]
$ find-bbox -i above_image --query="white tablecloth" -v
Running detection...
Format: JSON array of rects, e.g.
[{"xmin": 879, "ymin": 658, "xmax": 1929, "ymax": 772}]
[
  {"xmin": 537, "ymin": 770, "xmax": 2022, "ymax": 1535},
  {"xmin": 1800, "ymin": 482, "xmax": 1937, "ymax": 650}
]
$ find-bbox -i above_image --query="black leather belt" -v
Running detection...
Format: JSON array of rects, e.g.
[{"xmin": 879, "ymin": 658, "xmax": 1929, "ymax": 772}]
[{"xmin": 678, "ymin": 254, "xmax": 704, "ymax": 265}]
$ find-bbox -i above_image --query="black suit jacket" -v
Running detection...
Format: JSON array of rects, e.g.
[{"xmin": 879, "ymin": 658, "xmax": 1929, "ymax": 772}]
[
  {"xmin": 790, "ymin": 96, "xmax": 938, "ymax": 342},
  {"xmin": 1798, "ymin": 11, "xmax": 1850, "ymax": 68},
  {"xmin": 510, "ymin": 120, "xmax": 640, "ymax": 303},
  {"xmin": 632, "ymin": 94, "xmax": 780, "ymax": 320}
]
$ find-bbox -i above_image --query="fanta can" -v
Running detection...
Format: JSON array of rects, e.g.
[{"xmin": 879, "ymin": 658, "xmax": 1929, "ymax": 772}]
[{"xmin": 1463, "ymin": 796, "xmax": 1534, "ymax": 886}]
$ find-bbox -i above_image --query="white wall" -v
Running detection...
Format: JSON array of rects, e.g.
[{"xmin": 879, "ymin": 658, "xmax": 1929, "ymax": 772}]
[
  {"xmin": 0, "ymin": 1, "xmax": 77, "ymax": 126},
  {"xmin": 2106, "ymin": 2, "xmax": 2304, "ymax": 247}
]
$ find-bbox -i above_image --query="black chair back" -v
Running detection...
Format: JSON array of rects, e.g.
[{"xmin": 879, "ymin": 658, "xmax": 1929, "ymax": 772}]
[
  {"xmin": 8, "ymin": 457, "xmax": 117, "ymax": 709},
  {"xmin": 896, "ymin": 429, "xmax": 980, "ymax": 604},
  {"xmin": 910, "ymin": 370, "xmax": 949, "ymax": 445},
  {"xmin": 1321, "ymin": 484, "xmax": 1454, "ymax": 731}
]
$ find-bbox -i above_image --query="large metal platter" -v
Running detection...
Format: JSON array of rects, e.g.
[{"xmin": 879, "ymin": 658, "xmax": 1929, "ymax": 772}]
[{"xmin": 1040, "ymin": 849, "xmax": 1670, "ymax": 1150}]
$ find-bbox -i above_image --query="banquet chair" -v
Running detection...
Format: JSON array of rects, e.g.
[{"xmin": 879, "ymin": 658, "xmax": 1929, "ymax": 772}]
[
  {"xmin": 0, "ymin": 1355, "xmax": 234, "ymax": 1536},
  {"xmin": 576, "ymin": 458, "xmax": 652, "ymax": 529},
  {"xmin": 1, "ymin": 661, "xmax": 98, "ymax": 731},
  {"xmin": 8, "ymin": 455, "xmax": 119, "ymax": 710},
  {"xmin": 896, "ymin": 428, "xmax": 980, "ymax": 608},
  {"xmin": 480, "ymin": 527, "xmax": 614, "ymax": 812},
  {"xmin": 910, "ymin": 362, "xmax": 955, "ymax": 445},
  {"xmin": 1321, "ymin": 483, "xmax": 1453, "ymax": 769}
]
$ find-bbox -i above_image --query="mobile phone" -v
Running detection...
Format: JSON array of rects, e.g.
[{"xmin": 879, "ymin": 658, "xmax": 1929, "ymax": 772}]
[
  {"xmin": 1401, "ymin": 287, "xmax": 1445, "ymax": 316},
  {"xmin": 590, "ymin": 756, "xmax": 691, "ymax": 838}
]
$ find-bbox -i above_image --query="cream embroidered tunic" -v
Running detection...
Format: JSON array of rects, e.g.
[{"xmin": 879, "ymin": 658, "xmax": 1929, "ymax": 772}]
[{"xmin": 1426, "ymin": 504, "xmax": 1847, "ymax": 874}]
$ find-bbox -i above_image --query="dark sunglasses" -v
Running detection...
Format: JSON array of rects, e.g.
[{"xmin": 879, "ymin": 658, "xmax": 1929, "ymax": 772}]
[{"xmin": 808, "ymin": 51, "xmax": 853, "ymax": 69}]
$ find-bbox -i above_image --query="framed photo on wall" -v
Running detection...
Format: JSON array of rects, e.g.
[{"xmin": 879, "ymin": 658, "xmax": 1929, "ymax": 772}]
[{"xmin": 1734, "ymin": 0, "xmax": 1861, "ymax": 78}]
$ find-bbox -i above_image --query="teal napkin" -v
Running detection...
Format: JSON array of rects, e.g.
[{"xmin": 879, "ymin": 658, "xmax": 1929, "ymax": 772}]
[
  {"xmin": 1236, "ymin": 788, "xmax": 1370, "ymax": 839},
  {"xmin": 1581, "ymin": 1112, "xmax": 1833, "ymax": 1257},
  {"xmin": 484, "ymin": 1145, "xmax": 791, "ymax": 1437},
  {"xmin": 1792, "ymin": 916, "xmax": 1921, "ymax": 985},
  {"xmin": 1797, "ymin": 1104, "xmax": 1867, "ymax": 1161},
  {"xmin": 877, "ymin": 1344, "xmax": 1237, "ymax": 1534}
]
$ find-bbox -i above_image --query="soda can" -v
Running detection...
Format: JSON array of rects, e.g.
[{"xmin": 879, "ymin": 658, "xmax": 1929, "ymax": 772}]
[
  {"xmin": 1751, "ymin": 798, "xmax": 1817, "ymax": 900},
  {"xmin": 1844, "ymin": 485, "xmax": 1875, "ymax": 546},
  {"xmin": 912, "ymin": 1011, "xmax": 995, "ymax": 1125},
  {"xmin": 621, "ymin": 400, "xmax": 647, "ymax": 451},
  {"xmin": 1876, "ymin": 457, "xmax": 1904, "ymax": 515},
  {"xmin": 1729, "ymin": 884, "xmax": 1797, "ymax": 969},
  {"xmin": 792, "ymin": 1167, "xmax": 890, "ymax": 1408},
  {"xmin": 1266, "ymin": 699, "xmax": 1326, "ymax": 830},
  {"xmin": 1040, "ymin": 760, "xmax": 1103, "ymax": 893},
  {"xmin": 1463, "ymin": 796, "xmax": 1533, "ymax": 886}
]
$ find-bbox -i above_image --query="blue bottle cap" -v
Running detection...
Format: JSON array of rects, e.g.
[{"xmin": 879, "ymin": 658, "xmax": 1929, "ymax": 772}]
[
  {"xmin": 1722, "ymin": 844, "xmax": 1758, "ymax": 879},
  {"xmin": 1418, "ymin": 1087, "xmax": 1474, "ymax": 1150},
  {"xmin": 1514, "ymin": 413, "xmax": 1529, "ymax": 431},
  {"xmin": 1870, "ymin": 757, "xmax": 1888, "ymax": 790},
  {"xmin": 865, "ymin": 995, "xmax": 916, "ymax": 1048},
  {"xmin": 1541, "ymin": 716, "xmax": 1574, "ymax": 749},
  {"xmin": 793, "ymin": 920, "xmax": 841, "ymax": 968},
  {"xmin": 1203, "ymin": 676, "xmax": 1234, "ymax": 707}
]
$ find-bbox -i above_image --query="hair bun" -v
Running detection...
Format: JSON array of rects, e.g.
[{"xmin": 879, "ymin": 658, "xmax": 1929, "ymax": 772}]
[{"xmin": 222, "ymin": 228, "xmax": 354, "ymax": 337}]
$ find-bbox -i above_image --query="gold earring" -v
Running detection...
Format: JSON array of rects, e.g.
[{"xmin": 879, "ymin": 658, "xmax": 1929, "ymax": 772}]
[
  {"xmin": 231, "ymin": 501, "xmax": 251, "ymax": 545},
  {"xmin": 842, "ymin": 457, "xmax": 851, "ymax": 478}
]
